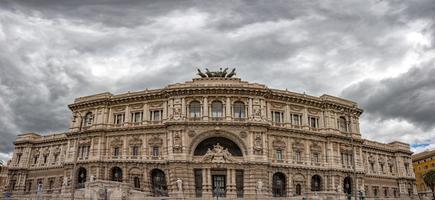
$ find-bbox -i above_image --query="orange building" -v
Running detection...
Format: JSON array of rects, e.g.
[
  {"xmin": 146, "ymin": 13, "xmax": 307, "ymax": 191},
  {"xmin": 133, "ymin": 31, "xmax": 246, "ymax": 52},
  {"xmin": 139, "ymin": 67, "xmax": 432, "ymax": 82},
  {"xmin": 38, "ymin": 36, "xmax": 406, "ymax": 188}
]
[{"xmin": 412, "ymin": 149, "xmax": 435, "ymax": 199}]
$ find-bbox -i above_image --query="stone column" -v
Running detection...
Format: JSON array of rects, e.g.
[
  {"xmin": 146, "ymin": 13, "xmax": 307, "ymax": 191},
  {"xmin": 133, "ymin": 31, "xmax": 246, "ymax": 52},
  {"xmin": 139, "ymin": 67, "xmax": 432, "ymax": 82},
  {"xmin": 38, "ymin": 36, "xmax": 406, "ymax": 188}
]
[
  {"xmin": 226, "ymin": 97, "xmax": 231, "ymax": 120},
  {"xmin": 302, "ymin": 108, "xmax": 309, "ymax": 130},
  {"xmin": 162, "ymin": 101, "xmax": 167, "ymax": 120},
  {"xmin": 285, "ymin": 105, "xmax": 290, "ymax": 127},
  {"xmin": 203, "ymin": 97, "xmax": 208, "ymax": 121},
  {"xmin": 203, "ymin": 168, "xmax": 212, "ymax": 198},
  {"xmin": 125, "ymin": 105, "xmax": 131, "ymax": 126},
  {"xmin": 248, "ymin": 98, "xmax": 253, "ymax": 119},
  {"xmin": 181, "ymin": 98, "xmax": 186, "ymax": 118}
]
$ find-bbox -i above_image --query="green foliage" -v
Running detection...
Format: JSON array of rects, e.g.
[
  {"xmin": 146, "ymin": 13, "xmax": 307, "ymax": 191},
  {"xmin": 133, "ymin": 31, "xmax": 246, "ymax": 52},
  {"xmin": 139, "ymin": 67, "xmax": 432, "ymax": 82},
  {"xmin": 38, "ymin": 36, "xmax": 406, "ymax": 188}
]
[{"xmin": 423, "ymin": 170, "xmax": 435, "ymax": 199}]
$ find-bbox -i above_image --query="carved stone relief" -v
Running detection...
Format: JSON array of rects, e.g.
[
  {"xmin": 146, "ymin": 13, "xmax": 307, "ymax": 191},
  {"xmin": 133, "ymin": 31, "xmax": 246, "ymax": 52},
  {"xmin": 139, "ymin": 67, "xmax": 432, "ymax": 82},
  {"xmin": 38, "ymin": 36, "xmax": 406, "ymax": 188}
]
[
  {"xmin": 173, "ymin": 131, "xmax": 182, "ymax": 153},
  {"xmin": 272, "ymin": 138, "xmax": 286, "ymax": 150},
  {"xmin": 253, "ymin": 133, "xmax": 263, "ymax": 155}
]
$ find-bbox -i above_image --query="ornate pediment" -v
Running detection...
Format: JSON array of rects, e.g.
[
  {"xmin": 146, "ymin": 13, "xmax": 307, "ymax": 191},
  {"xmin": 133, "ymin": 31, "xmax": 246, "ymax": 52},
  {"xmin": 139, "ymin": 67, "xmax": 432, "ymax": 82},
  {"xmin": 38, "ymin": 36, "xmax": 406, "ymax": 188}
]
[
  {"xmin": 129, "ymin": 136, "xmax": 142, "ymax": 146},
  {"xmin": 292, "ymin": 141, "xmax": 304, "ymax": 151},
  {"xmin": 148, "ymin": 135, "xmax": 163, "ymax": 147},
  {"xmin": 202, "ymin": 143, "xmax": 236, "ymax": 163},
  {"xmin": 310, "ymin": 143, "xmax": 322, "ymax": 153},
  {"xmin": 111, "ymin": 138, "xmax": 122, "ymax": 147},
  {"xmin": 272, "ymin": 139, "xmax": 286, "ymax": 150}
]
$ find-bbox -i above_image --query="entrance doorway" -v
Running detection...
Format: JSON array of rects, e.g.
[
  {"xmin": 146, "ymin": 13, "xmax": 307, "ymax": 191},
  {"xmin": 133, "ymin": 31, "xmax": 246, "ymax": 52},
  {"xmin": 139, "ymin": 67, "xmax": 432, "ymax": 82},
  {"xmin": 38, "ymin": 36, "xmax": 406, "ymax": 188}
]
[
  {"xmin": 212, "ymin": 175, "xmax": 226, "ymax": 197},
  {"xmin": 211, "ymin": 169, "xmax": 227, "ymax": 197}
]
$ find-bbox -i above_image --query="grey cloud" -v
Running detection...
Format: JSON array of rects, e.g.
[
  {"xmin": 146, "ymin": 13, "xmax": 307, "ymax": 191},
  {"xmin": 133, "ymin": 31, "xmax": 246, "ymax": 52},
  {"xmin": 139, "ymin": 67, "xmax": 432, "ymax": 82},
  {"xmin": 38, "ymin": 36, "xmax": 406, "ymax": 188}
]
[{"xmin": 342, "ymin": 61, "xmax": 435, "ymax": 130}]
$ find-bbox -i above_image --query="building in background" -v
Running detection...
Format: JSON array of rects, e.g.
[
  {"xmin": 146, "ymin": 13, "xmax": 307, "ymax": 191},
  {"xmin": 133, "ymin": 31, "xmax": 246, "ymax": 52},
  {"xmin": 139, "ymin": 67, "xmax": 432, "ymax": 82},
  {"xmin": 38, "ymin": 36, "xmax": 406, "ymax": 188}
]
[
  {"xmin": 5, "ymin": 69, "xmax": 417, "ymax": 200},
  {"xmin": 0, "ymin": 165, "xmax": 8, "ymax": 193},
  {"xmin": 412, "ymin": 149, "xmax": 435, "ymax": 199}
]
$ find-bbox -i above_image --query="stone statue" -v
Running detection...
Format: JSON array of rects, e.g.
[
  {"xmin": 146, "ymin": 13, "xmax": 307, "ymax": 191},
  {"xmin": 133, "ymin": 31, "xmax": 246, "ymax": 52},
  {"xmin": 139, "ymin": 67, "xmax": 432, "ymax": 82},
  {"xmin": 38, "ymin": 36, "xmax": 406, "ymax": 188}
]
[
  {"xmin": 176, "ymin": 178, "xmax": 183, "ymax": 191},
  {"xmin": 196, "ymin": 68, "xmax": 236, "ymax": 78},
  {"xmin": 63, "ymin": 177, "xmax": 68, "ymax": 186},
  {"xmin": 91, "ymin": 175, "xmax": 96, "ymax": 182},
  {"xmin": 196, "ymin": 68, "xmax": 206, "ymax": 78},
  {"xmin": 257, "ymin": 180, "xmax": 263, "ymax": 193},
  {"xmin": 227, "ymin": 68, "xmax": 236, "ymax": 77}
]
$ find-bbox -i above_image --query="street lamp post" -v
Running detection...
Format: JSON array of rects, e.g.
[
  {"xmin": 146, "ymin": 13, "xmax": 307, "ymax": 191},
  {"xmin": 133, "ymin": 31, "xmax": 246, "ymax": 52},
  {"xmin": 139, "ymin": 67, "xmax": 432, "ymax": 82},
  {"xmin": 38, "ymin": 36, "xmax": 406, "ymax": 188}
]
[{"xmin": 71, "ymin": 112, "xmax": 84, "ymax": 200}]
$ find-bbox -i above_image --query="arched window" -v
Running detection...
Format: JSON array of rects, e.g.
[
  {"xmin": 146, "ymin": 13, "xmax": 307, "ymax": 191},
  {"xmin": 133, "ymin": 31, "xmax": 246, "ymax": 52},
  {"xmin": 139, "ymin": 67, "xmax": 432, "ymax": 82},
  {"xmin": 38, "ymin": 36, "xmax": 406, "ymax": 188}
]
[
  {"xmin": 343, "ymin": 176, "xmax": 352, "ymax": 195},
  {"xmin": 189, "ymin": 101, "xmax": 201, "ymax": 118},
  {"xmin": 233, "ymin": 101, "xmax": 245, "ymax": 118},
  {"xmin": 296, "ymin": 184, "xmax": 302, "ymax": 195},
  {"xmin": 338, "ymin": 116, "xmax": 347, "ymax": 132},
  {"xmin": 272, "ymin": 172, "xmax": 286, "ymax": 197},
  {"xmin": 84, "ymin": 112, "xmax": 93, "ymax": 126},
  {"xmin": 311, "ymin": 175, "xmax": 321, "ymax": 191},
  {"xmin": 111, "ymin": 167, "xmax": 123, "ymax": 182},
  {"xmin": 211, "ymin": 101, "xmax": 223, "ymax": 118},
  {"xmin": 133, "ymin": 176, "xmax": 141, "ymax": 189},
  {"xmin": 77, "ymin": 167, "xmax": 87, "ymax": 189},
  {"xmin": 151, "ymin": 169, "xmax": 168, "ymax": 197}
]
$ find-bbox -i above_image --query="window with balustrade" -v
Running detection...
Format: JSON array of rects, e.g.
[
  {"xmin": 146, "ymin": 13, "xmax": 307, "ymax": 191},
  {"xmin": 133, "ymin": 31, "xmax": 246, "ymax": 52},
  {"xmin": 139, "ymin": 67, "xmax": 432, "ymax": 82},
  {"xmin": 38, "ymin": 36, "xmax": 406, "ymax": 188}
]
[
  {"xmin": 150, "ymin": 110, "xmax": 163, "ymax": 121},
  {"xmin": 211, "ymin": 101, "xmax": 223, "ymax": 118},
  {"xmin": 114, "ymin": 113, "xmax": 125, "ymax": 125},
  {"xmin": 131, "ymin": 111, "xmax": 143, "ymax": 124},
  {"xmin": 291, "ymin": 113, "xmax": 302, "ymax": 127},
  {"xmin": 233, "ymin": 101, "xmax": 245, "ymax": 119},
  {"xmin": 84, "ymin": 112, "xmax": 93, "ymax": 126},
  {"xmin": 189, "ymin": 101, "xmax": 201, "ymax": 118},
  {"xmin": 271, "ymin": 111, "xmax": 284, "ymax": 124}
]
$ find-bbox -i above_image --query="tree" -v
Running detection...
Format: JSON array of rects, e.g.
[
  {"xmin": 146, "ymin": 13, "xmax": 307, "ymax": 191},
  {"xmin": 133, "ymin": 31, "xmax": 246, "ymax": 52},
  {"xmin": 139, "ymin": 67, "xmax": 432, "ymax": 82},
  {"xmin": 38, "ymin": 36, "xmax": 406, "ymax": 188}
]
[{"xmin": 423, "ymin": 170, "xmax": 435, "ymax": 200}]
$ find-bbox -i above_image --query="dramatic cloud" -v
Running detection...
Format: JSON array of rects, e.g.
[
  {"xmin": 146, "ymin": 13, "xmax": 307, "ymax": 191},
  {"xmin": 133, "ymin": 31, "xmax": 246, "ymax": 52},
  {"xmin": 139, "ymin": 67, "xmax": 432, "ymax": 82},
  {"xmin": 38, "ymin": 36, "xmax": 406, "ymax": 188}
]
[{"xmin": 0, "ymin": 0, "xmax": 434, "ymax": 161}]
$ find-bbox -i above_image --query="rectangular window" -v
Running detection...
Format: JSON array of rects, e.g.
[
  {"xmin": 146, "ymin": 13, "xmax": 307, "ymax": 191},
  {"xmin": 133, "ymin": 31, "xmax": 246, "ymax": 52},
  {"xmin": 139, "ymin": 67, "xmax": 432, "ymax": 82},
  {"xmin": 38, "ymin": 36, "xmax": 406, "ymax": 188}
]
[
  {"xmin": 54, "ymin": 154, "xmax": 58, "ymax": 163},
  {"xmin": 308, "ymin": 116, "xmax": 319, "ymax": 128},
  {"xmin": 34, "ymin": 156, "xmax": 38, "ymax": 164},
  {"xmin": 194, "ymin": 169, "xmax": 203, "ymax": 197},
  {"xmin": 295, "ymin": 151, "xmax": 301, "ymax": 162},
  {"xmin": 313, "ymin": 153, "xmax": 319, "ymax": 163},
  {"xmin": 132, "ymin": 146, "xmax": 139, "ymax": 156},
  {"xmin": 114, "ymin": 147, "xmax": 120, "ymax": 156},
  {"xmin": 404, "ymin": 163, "xmax": 409, "ymax": 174},
  {"xmin": 152, "ymin": 147, "xmax": 159, "ymax": 157},
  {"xmin": 389, "ymin": 165, "xmax": 393, "ymax": 173},
  {"xmin": 150, "ymin": 110, "xmax": 162, "ymax": 121},
  {"xmin": 271, "ymin": 111, "xmax": 284, "ymax": 123},
  {"xmin": 371, "ymin": 162, "xmax": 375, "ymax": 172},
  {"xmin": 276, "ymin": 150, "xmax": 283, "ymax": 161},
  {"xmin": 131, "ymin": 112, "xmax": 143, "ymax": 123},
  {"xmin": 114, "ymin": 113, "xmax": 125, "ymax": 124},
  {"xmin": 236, "ymin": 170, "xmax": 244, "ymax": 198},
  {"xmin": 43, "ymin": 155, "xmax": 48, "ymax": 164},
  {"xmin": 291, "ymin": 113, "xmax": 302, "ymax": 126}
]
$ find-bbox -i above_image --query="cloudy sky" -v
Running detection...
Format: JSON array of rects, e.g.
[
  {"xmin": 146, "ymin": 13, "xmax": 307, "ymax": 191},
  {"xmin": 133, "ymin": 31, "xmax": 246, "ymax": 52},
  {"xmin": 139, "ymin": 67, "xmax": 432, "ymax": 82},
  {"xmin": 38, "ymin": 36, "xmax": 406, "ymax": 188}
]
[{"xmin": 0, "ymin": 0, "xmax": 434, "ymax": 162}]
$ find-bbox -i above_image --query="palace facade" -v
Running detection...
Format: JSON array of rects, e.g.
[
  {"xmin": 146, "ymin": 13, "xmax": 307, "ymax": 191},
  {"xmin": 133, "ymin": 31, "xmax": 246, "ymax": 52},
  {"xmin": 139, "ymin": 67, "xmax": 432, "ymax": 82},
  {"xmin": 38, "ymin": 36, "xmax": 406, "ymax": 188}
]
[{"xmin": 6, "ymin": 70, "xmax": 417, "ymax": 199}]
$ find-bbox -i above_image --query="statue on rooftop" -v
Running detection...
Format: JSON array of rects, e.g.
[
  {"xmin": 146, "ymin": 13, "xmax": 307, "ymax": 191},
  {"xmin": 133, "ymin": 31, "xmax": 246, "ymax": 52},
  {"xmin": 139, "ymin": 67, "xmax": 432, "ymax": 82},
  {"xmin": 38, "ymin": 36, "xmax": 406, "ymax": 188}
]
[{"xmin": 196, "ymin": 68, "xmax": 236, "ymax": 78}]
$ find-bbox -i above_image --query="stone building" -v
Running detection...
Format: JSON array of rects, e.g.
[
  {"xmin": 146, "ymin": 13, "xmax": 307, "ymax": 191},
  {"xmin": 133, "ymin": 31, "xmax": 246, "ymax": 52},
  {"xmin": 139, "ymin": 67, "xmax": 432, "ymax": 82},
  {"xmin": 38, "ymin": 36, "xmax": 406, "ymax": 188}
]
[
  {"xmin": 6, "ymin": 69, "xmax": 416, "ymax": 199},
  {"xmin": 0, "ymin": 165, "xmax": 8, "ymax": 193},
  {"xmin": 412, "ymin": 149, "xmax": 435, "ymax": 199}
]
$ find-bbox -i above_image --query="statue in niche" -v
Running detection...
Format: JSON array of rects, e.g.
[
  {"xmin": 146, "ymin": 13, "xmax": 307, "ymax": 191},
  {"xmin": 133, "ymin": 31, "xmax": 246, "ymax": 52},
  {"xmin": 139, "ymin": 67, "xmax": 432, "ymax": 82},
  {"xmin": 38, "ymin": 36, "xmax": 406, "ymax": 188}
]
[
  {"xmin": 176, "ymin": 178, "xmax": 183, "ymax": 191},
  {"xmin": 253, "ymin": 134, "xmax": 263, "ymax": 154},
  {"xmin": 257, "ymin": 180, "xmax": 263, "ymax": 193}
]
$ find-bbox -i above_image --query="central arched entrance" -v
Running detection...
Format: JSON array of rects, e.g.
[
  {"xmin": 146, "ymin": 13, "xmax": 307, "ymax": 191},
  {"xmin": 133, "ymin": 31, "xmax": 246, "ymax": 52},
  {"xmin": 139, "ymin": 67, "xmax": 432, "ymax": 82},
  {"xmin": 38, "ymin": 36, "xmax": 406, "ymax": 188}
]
[
  {"xmin": 343, "ymin": 176, "xmax": 352, "ymax": 195},
  {"xmin": 151, "ymin": 169, "xmax": 168, "ymax": 197},
  {"xmin": 77, "ymin": 167, "xmax": 87, "ymax": 189},
  {"xmin": 111, "ymin": 167, "xmax": 123, "ymax": 182},
  {"xmin": 193, "ymin": 137, "xmax": 243, "ymax": 156},
  {"xmin": 272, "ymin": 172, "xmax": 286, "ymax": 197}
]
